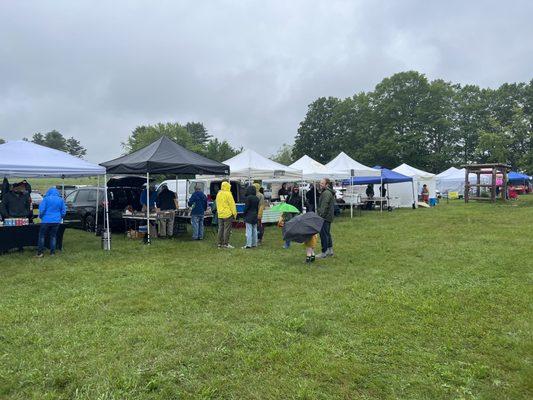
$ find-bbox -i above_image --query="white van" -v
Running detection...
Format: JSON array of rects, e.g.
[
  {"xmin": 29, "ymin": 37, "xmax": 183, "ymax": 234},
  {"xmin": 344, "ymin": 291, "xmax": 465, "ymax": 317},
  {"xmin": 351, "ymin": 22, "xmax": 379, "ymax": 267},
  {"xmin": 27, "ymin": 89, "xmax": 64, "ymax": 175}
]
[{"xmin": 158, "ymin": 178, "xmax": 245, "ymax": 208}]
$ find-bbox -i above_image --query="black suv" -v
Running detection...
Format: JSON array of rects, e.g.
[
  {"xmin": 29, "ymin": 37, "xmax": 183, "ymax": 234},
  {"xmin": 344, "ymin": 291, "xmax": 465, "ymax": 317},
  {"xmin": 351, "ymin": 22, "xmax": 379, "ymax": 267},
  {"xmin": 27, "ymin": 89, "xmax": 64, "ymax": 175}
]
[{"xmin": 64, "ymin": 176, "xmax": 145, "ymax": 232}]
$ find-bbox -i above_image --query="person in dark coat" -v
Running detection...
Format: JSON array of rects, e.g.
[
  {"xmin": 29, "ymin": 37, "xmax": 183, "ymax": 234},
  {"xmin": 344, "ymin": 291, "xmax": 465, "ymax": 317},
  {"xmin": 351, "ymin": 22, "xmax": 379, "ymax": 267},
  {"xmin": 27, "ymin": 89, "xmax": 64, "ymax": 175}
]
[
  {"xmin": 0, "ymin": 182, "xmax": 31, "ymax": 219},
  {"xmin": 316, "ymin": 178, "xmax": 335, "ymax": 259},
  {"xmin": 188, "ymin": 185, "xmax": 208, "ymax": 240},
  {"xmin": 287, "ymin": 186, "xmax": 308, "ymax": 213},
  {"xmin": 277, "ymin": 183, "xmax": 289, "ymax": 200},
  {"xmin": 365, "ymin": 184, "xmax": 374, "ymax": 210},
  {"xmin": 306, "ymin": 184, "xmax": 317, "ymax": 212},
  {"xmin": 156, "ymin": 184, "xmax": 178, "ymax": 238},
  {"xmin": 242, "ymin": 185, "xmax": 259, "ymax": 249}
]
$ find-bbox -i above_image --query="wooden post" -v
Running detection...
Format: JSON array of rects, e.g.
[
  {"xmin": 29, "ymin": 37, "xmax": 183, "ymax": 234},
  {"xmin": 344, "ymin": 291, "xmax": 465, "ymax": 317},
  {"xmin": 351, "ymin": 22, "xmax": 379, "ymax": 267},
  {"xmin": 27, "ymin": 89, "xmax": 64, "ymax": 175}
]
[
  {"xmin": 464, "ymin": 167, "xmax": 469, "ymax": 203},
  {"xmin": 476, "ymin": 172, "xmax": 481, "ymax": 197},
  {"xmin": 502, "ymin": 168, "xmax": 508, "ymax": 200},
  {"xmin": 491, "ymin": 167, "xmax": 496, "ymax": 202}
]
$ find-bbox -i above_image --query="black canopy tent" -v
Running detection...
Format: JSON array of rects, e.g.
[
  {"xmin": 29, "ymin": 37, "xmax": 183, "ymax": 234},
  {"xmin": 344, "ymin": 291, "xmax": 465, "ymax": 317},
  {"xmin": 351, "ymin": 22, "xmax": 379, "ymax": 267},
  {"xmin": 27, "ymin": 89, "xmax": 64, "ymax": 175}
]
[{"xmin": 101, "ymin": 136, "xmax": 230, "ymax": 244}]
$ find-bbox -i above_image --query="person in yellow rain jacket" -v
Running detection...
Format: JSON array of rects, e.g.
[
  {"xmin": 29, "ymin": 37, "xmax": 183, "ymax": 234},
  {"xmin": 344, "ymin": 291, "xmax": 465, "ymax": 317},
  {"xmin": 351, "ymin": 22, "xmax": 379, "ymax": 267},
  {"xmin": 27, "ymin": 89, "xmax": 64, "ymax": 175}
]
[{"xmin": 215, "ymin": 181, "xmax": 237, "ymax": 248}]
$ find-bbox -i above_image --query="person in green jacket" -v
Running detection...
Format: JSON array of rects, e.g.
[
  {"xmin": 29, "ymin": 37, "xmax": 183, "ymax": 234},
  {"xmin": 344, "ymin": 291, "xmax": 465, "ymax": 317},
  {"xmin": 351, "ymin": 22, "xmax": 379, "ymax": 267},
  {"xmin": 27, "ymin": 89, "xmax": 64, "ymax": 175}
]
[{"xmin": 316, "ymin": 178, "xmax": 335, "ymax": 259}]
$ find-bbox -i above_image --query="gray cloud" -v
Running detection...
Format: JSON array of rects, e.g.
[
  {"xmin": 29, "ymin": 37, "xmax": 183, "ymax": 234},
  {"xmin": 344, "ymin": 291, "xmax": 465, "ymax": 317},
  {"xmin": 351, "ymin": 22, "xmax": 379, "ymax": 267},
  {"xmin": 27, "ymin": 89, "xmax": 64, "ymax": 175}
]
[{"xmin": 1, "ymin": 0, "xmax": 532, "ymax": 162}]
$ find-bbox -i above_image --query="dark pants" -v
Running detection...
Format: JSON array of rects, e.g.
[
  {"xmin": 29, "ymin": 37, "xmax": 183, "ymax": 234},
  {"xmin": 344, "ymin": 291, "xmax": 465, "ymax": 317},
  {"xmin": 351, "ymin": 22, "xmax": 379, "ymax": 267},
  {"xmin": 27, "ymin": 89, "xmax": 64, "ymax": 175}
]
[
  {"xmin": 38, "ymin": 223, "xmax": 60, "ymax": 254},
  {"xmin": 217, "ymin": 217, "xmax": 233, "ymax": 246},
  {"xmin": 320, "ymin": 221, "xmax": 333, "ymax": 253},
  {"xmin": 257, "ymin": 219, "xmax": 264, "ymax": 241}
]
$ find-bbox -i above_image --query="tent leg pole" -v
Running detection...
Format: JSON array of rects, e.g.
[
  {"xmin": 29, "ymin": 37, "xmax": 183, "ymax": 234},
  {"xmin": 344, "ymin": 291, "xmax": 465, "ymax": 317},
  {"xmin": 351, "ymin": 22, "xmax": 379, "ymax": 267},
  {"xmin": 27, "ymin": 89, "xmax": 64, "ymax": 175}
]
[
  {"xmin": 175, "ymin": 175, "xmax": 179, "ymax": 208},
  {"xmin": 380, "ymin": 174, "xmax": 383, "ymax": 214},
  {"xmin": 104, "ymin": 174, "xmax": 111, "ymax": 251},
  {"xmin": 314, "ymin": 181, "xmax": 317, "ymax": 211},
  {"xmin": 95, "ymin": 175, "xmax": 100, "ymax": 235},
  {"xmin": 411, "ymin": 180, "xmax": 416, "ymax": 209},
  {"xmin": 146, "ymin": 172, "xmax": 151, "ymax": 245}
]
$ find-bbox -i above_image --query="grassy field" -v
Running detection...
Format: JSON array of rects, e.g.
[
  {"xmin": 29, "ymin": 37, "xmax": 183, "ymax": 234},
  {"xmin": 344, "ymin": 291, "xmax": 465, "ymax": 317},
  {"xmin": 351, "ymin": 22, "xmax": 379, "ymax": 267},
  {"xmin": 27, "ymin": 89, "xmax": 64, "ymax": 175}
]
[{"xmin": 0, "ymin": 198, "xmax": 531, "ymax": 399}]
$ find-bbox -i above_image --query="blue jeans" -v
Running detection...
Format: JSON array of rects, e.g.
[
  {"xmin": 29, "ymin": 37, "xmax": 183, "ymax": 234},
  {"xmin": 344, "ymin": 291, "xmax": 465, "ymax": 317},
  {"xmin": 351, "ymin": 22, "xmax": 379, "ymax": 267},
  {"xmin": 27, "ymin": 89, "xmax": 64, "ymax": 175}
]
[
  {"xmin": 38, "ymin": 223, "xmax": 60, "ymax": 254},
  {"xmin": 191, "ymin": 215, "xmax": 204, "ymax": 239},
  {"xmin": 245, "ymin": 223, "xmax": 258, "ymax": 247}
]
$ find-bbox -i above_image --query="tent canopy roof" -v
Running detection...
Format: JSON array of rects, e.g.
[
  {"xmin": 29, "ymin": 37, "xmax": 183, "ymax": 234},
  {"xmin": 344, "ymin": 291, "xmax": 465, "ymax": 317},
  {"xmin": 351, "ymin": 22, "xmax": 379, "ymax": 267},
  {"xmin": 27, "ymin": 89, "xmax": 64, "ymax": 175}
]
[
  {"xmin": 223, "ymin": 149, "xmax": 301, "ymax": 179},
  {"xmin": 101, "ymin": 136, "xmax": 229, "ymax": 175},
  {"xmin": 289, "ymin": 155, "xmax": 348, "ymax": 180},
  {"xmin": 0, "ymin": 140, "xmax": 106, "ymax": 177},
  {"xmin": 436, "ymin": 166, "xmax": 460, "ymax": 178},
  {"xmin": 393, "ymin": 163, "xmax": 435, "ymax": 179},
  {"xmin": 325, "ymin": 152, "xmax": 380, "ymax": 177},
  {"xmin": 343, "ymin": 166, "xmax": 412, "ymax": 185},
  {"xmin": 508, "ymin": 171, "xmax": 532, "ymax": 182}
]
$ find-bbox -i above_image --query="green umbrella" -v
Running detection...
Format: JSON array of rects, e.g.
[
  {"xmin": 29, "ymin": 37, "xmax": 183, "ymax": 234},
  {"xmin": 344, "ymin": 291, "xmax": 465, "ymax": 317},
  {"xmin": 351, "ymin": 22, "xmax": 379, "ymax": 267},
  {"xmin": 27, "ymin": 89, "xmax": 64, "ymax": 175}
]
[{"xmin": 271, "ymin": 203, "xmax": 300, "ymax": 214}]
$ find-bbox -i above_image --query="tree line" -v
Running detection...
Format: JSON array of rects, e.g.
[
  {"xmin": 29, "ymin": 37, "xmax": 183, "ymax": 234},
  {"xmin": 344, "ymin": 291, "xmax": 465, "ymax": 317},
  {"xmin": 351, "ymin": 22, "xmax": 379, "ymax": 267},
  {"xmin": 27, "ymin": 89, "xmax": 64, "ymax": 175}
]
[
  {"xmin": 123, "ymin": 122, "xmax": 240, "ymax": 162},
  {"xmin": 292, "ymin": 71, "xmax": 533, "ymax": 174},
  {"xmin": 1, "ymin": 122, "xmax": 240, "ymax": 162}
]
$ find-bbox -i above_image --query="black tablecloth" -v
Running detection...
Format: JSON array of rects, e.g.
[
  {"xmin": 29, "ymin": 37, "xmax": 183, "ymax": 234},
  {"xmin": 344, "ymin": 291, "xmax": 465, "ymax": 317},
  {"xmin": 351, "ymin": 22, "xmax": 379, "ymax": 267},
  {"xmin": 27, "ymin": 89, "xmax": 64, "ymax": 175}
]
[{"xmin": 0, "ymin": 224, "xmax": 66, "ymax": 253}]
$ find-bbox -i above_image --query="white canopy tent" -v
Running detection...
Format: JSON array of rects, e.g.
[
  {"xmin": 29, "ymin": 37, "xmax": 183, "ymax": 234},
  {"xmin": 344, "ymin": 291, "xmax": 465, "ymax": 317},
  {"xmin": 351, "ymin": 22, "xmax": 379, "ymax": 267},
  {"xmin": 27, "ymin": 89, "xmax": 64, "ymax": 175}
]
[
  {"xmin": 0, "ymin": 140, "xmax": 106, "ymax": 177},
  {"xmin": 0, "ymin": 140, "xmax": 110, "ymax": 249},
  {"xmin": 223, "ymin": 149, "xmax": 302, "ymax": 180},
  {"xmin": 325, "ymin": 152, "xmax": 381, "ymax": 177},
  {"xmin": 436, "ymin": 167, "xmax": 488, "ymax": 195},
  {"xmin": 390, "ymin": 163, "xmax": 437, "ymax": 207},
  {"xmin": 290, "ymin": 155, "xmax": 349, "ymax": 181}
]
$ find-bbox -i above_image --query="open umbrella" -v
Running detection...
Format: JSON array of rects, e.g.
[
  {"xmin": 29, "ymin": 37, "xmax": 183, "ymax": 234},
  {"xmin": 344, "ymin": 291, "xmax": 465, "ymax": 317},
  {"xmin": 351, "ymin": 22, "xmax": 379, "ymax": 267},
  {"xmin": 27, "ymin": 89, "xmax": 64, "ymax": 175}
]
[
  {"xmin": 271, "ymin": 203, "xmax": 300, "ymax": 214},
  {"xmin": 282, "ymin": 212, "xmax": 324, "ymax": 243}
]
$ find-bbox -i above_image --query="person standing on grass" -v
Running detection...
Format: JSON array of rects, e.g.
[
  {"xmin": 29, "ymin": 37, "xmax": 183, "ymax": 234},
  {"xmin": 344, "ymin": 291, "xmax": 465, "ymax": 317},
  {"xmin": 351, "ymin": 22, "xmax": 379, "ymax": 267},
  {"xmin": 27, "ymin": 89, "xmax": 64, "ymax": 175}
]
[
  {"xmin": 242, "ymin": 185, "xmax": 259, "ymax": 249},
  {"xmin": 36, "ymin": 188, "xmax": 66, "ymax": 258},
  {"xmin": 156, "ymin": 184, "xmax": 178, "ymax": 238},
  {"xmin": 216, "ymin": 181, "xmax": 237, "ymax": 248},
  {"xmin": 188, "ymin": 185, "xmax": 208, "ymax": 240},
  {"xmin": 253, "ymin": 183, "xmax": 265, "ymax": 245},
  {"xmin": 316, "ymin": 178, "xmax": 335, "ymax": 259}
]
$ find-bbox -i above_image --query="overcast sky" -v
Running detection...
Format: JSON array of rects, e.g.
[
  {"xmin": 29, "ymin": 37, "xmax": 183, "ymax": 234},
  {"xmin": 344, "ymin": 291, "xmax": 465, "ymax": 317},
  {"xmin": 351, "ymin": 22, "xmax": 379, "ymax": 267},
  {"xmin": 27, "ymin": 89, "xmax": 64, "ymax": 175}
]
[{"xmin": 1, "ymin": 0, "xmax": 532, "ymax": 162}]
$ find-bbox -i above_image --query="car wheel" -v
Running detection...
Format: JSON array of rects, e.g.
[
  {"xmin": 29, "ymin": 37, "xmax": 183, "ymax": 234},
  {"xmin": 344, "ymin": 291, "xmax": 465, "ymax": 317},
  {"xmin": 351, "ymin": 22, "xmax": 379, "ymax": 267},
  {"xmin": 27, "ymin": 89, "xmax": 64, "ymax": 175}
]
[{"xmin": 83, "ymin": 215, "xmax": 96, "ymax": 232}]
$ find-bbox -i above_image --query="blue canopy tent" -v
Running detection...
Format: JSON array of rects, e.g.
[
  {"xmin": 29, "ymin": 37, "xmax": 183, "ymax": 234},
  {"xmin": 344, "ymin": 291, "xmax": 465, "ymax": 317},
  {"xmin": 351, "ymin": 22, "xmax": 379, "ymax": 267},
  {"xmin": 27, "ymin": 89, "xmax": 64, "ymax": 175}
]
[
  {"xmin": 508, "ymin": 171, "xmax": 531, "ymax": 184},
  {"xmin": 342, "ymin": 167, "xmax": 416, "ymax": 209}
]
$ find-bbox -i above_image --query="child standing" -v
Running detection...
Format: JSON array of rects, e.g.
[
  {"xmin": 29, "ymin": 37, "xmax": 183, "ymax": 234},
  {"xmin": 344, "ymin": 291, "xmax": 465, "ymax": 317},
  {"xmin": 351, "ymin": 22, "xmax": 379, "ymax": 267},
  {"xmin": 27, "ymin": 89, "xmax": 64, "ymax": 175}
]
[{"xmin": 304, "ymin": 234, "xmax": 317, "ymax": 263}]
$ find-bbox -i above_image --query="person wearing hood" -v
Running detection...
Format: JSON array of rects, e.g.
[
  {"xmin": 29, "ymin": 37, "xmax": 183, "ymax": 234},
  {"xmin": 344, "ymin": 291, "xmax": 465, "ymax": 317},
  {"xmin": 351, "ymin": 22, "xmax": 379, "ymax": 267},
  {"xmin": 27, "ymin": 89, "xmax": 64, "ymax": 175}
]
[
  {"xmin": 188, "ymin": 185, "xmax": 208, "ymax": 240},
  {"xmin": 0, "ymin": 182, "xmax": 31, "ymax": 219},
  {"xmin": 287, "ymin": 186, "xmax": 308, "ymax": 213},
  {"xmin": 215, "ymin": 181, "xmax": 237, "ymax": 248},
  {"xmin": 316, "ymin": 178, "xmax": 335, "ymax": 259},
  {"xmin": 36, "ymin": 187, "xmax": 66, "ymax": 258},
  {"xmin": 306, "ymin": 184, "xmax": 317, "ymax": 212},
  {"xmin": 253, "ymin": 183, "xmax": 265, "ymax": 245},
  {"xmin": 242, "ymin": 185, "xmax": 259, "ymax": 249}
]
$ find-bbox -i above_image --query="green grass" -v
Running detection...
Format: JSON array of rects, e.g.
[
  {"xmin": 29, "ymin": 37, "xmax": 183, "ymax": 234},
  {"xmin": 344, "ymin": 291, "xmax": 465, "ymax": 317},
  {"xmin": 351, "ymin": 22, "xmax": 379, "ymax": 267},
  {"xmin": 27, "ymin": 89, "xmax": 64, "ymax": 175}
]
[
  {"xmin": 0, "ymin": 197, "xmax": 532, "ymax": 399},
  {"xmin": 10, "ymin": 177, "xmax": 100, "ymax": 194}
]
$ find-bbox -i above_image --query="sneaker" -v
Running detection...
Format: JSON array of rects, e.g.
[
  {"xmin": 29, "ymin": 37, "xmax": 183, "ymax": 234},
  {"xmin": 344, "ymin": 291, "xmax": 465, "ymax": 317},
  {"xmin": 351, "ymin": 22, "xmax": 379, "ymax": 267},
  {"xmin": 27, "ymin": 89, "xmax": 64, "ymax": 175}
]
[
  {"xmin": 311, "ymin": 255, "xmax": 315, "ymax": 262},
  {"xmin": 226, "ymin": 244, "xmax": 234, "ymax": 249},
  {"xmin": 326, "ymin": 248, "xmax": 334, "ymax": 257},
  {"xmin": 305, "ymin": 256, "xmax": 312, "ymax": 263},
  {"xmin": 283, "ymin": 244, "xmax": 290, "ymax": 249},
  {"xmin": 35, "ymin": 253, "xmax": 44, "ymax": 258},
  {"xmin": 315, "ymin": 253, "xmax": 328, "ymax": 259},
  {"xmin": 241, "ymin": 246, "xmax": 251, "ymax": 249}
]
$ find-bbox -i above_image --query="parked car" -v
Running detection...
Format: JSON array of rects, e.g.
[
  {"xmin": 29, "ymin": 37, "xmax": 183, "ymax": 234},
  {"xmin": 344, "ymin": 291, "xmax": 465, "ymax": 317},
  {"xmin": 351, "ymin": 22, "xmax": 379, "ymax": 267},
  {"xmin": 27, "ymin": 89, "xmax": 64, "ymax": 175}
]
[
  {"xmin": 30, "ymin": 191, "xmax": 43, "ymax": 210},
  {"xmin": 158, "ymin": 178, "xmax": 245, "ymax": 206},
  {"xmin": 63, "ymin": 176, "xmax": 145, "ymax": 232},
  {"xmin": 55, "ymin": 185, "xmax": 78, "ymax": 199}
]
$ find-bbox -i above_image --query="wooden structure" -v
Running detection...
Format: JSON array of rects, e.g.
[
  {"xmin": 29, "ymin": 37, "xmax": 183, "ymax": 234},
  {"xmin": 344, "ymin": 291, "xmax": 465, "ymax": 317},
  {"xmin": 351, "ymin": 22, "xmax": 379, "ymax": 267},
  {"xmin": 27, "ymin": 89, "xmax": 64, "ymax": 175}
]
[{"xmin": 462, "ymin": 163, "xmax": 511, "ymax": 203}]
